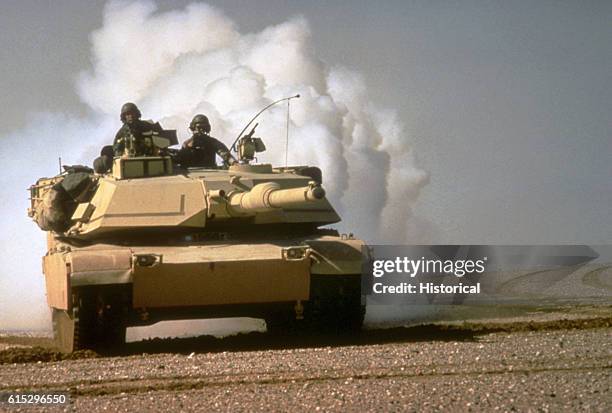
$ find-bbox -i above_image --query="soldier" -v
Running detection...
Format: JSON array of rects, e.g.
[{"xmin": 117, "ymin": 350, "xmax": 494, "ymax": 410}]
[
  {"xmin": 92, "ymin": 145, "xmax": 114, "ymax": 174},
  {"xmin": 113, "ymin": 102, "xmax": 163, "ymax": 157},
  {"xmin": 178, "ymin": 114, "xmax": 236, "ymax": 168}
]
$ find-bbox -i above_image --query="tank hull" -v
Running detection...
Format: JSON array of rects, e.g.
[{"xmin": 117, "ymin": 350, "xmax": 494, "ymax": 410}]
[{"xmin": 43, "ymin": 235, "xmax": 365, "ymax": 352}]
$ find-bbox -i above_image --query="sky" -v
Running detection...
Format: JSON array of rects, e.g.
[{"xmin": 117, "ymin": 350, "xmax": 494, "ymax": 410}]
[{"xmin": 0, "ymin": 0, "xmax": 610, "ymax": 330}]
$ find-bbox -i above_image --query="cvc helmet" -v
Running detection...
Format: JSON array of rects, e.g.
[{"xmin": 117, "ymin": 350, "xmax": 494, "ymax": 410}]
[
  {"xmin": 120, "ymin": 102, "xmax": 142, "ymax": 122},
  {"xmin": 189, "ymin": 114, "xmax": 211, "ymax": 133}
]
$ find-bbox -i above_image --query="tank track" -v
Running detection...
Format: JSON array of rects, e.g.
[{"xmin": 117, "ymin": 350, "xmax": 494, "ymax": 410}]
[
  {"xmin": 52, "ymin": 286, "xmax": 128, "ymax": 353},
  {"xmin": 266, "ymin": 274, "xmax": 365, "ymax": 335}
]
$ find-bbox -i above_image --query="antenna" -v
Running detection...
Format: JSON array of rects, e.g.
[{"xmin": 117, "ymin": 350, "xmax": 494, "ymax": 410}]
[
  {"xmin": 285, "ymin": 98, "xmax": 291, "ymax": 168},
  {"xmin": 58, "ymin": 157, "xmax": 62, "ymax": 174},
  {"xmin": 230, "ymin": 94, "xmax": 300, "ymax": 153}
]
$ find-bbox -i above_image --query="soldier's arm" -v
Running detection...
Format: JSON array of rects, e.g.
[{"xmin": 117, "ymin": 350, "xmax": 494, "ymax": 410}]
[{"xmin": 182, "ymin": 137, "xmax": 194, "ymax": 149}]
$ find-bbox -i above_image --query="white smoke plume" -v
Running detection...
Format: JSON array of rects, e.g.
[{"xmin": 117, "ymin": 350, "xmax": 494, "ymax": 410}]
[{"xmin": 0, "ymin": 1, "xmax": 427, "ymax": 331}]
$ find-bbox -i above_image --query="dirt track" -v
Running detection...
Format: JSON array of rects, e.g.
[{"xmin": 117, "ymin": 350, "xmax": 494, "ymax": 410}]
[{"xmin": 0, "ymin": 310, "xmax": 610, "ymax": 412}]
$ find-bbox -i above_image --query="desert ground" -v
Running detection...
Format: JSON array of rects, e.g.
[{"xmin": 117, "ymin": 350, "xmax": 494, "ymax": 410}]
[{"xmin": 1, "ymin": 305, "xmax": 610, "ymax": 412}]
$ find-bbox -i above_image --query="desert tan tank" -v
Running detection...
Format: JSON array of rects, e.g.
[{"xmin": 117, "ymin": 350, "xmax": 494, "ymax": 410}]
[{"xmin": 28, "ymin": 108, "xmax": 366, "ymax": 353}]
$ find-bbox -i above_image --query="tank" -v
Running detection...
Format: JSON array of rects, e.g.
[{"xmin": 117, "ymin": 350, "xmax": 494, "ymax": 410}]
[{"xmin": 28, "ymin": 114, "xmax": 366, "ymax": 352}]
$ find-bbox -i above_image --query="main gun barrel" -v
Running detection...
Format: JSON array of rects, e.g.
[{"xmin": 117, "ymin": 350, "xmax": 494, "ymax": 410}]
[{"xmin": 227, "ymin": 182, "xmax": 325, "ymax": 214}]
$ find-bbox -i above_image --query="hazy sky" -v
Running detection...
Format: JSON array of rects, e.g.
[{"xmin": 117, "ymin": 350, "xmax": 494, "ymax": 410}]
[
  {"xmin": 1, "ymin": 0, "xmax": 610, "ymax": 244},
  {"xmin": 0, "ymin": 0, "xmax": 610, "ymax": 331}
]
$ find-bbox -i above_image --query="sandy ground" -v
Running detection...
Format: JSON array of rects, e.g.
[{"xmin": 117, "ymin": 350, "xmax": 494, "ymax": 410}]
[{"xmin": 0, "ymin": 305, "xmax": 610, "ymax": 412}]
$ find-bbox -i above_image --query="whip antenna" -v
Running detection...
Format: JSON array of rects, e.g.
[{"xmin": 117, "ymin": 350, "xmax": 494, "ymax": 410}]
[
  {"xmin": 285, "ymin": 98, "xmax": 291, "ymax": 168},
  {"xmin": 230, "ymin": 94, "xmax": 300, "ymax": 153}
]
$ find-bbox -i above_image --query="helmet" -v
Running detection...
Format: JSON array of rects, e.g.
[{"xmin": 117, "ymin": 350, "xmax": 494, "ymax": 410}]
[
  {"xmin": 189, "ymin": 114, "xmax": 211, "ymax": 133},
  {"xmin": 120, "ymin": 102, "xmax": 142, "ymax": 122}
]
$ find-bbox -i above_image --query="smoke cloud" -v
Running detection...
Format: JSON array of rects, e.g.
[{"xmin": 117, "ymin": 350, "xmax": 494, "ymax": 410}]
[{"xmin": 0, "ymin": 1, "xmax": 427, "ymax": 331}]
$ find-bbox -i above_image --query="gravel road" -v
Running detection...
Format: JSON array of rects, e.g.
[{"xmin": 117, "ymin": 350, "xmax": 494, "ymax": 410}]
[{"xmin": 0, "ymin": 313, "xmax": 610, "ymax": 412}]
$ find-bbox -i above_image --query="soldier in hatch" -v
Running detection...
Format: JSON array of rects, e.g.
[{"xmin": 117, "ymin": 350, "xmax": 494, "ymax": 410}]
[
  {"xmin": 178, "ymin": 114, "xmax": 236, "ymax": 168},
  {"xmin": 113, "ymin": 102, "xmax": 163, "ymax": 157}
]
